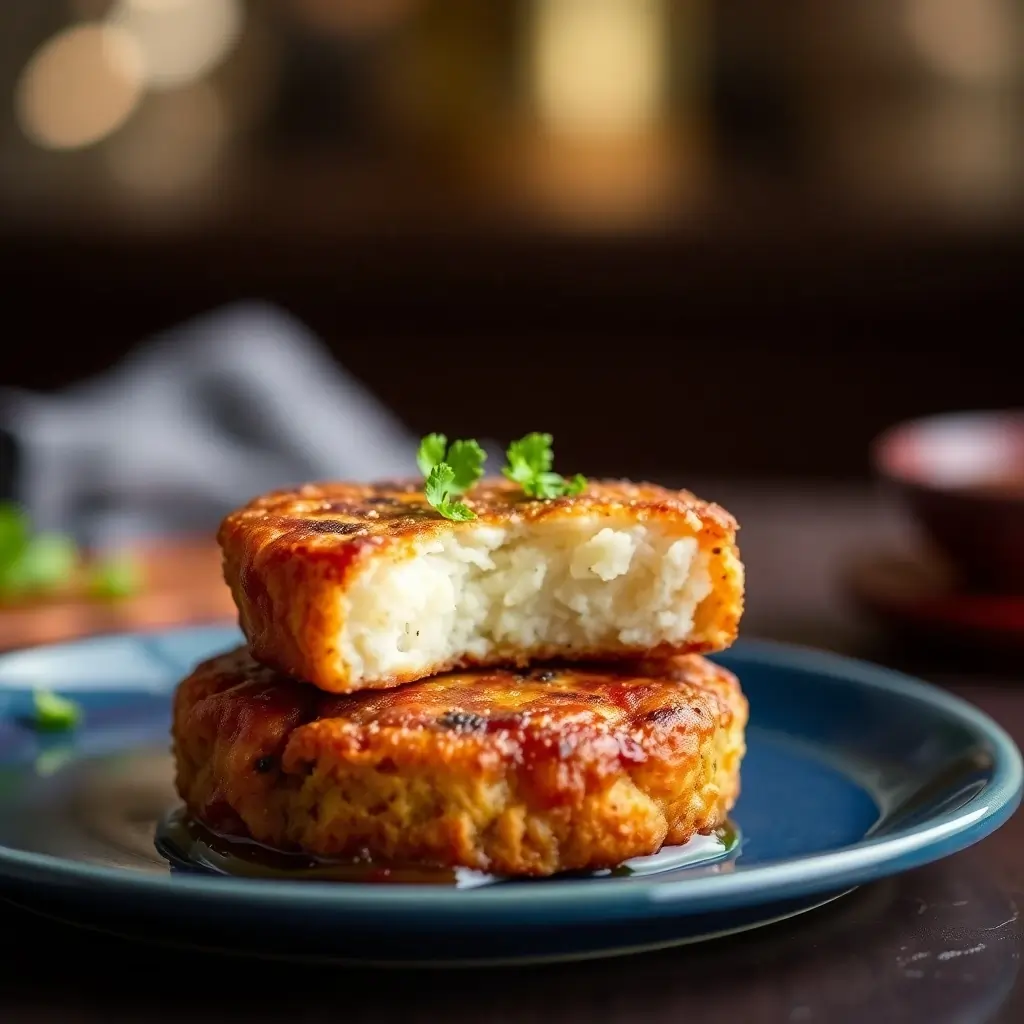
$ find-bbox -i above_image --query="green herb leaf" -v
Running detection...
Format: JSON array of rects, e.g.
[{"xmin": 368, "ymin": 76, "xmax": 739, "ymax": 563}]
[
  {"xmin": 445, "ymin": 439, "xmax": 486, "ymax": 493},
  {"xmin": 416, "ymin": 433, "xmax": 448, "ymax": 477},
  {"xmin": 32, "ymin": 690, "xmax": 82, "ymax": 733},
  {"xmin": 418, "ymin": 434, "xmax": 486, "ymax": 520},
  {"xmin": 436, "ymin": 501, "xmax": 477, "ymax": 522},
  {"xmin": 0, "ymin": 503, "xmax": 81, "ymax": 597},
  {"xmin": 0, "ymin": 533, "xmax": 78, "ymax": 593},
  {"xmin": 564, "ymin": 473, "xmax": 588, "ymax": 496},
  {"xmin": 424, "ymin": 463, "xmax": 477, "ymax": 521},
  {"xmin": 0, "ymin": 504, "xmax": 31, "ymax": 575},
  {"xmin": 503, "ymin": 432, "xmax": 553, "ymax": 488},
  {"xmin": 502, "ymin": 433, "xmax": 586, "ymax": 500},
  {"xmin": 424, "ymin": 463, "xmax": 455, "ymax": 507},
  {"xmin": 89, "ymin": 553, "xmax": 141, "ymax": 599},
  {"xmin": 35, "ymin": 745, "xmax": 75, "ymax": 777},
  {"xmin": 523, "ymin": 472, "xmax": 557, "ymax": 500}
]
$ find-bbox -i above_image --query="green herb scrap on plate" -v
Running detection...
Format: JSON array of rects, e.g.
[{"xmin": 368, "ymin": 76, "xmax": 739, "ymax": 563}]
[
  {"xmin": 417, "ymin": 432, "xmax": 586, "ymax": 521},
  {"xmin": 88, "ymin": 553, "xmax": 143, "ymax": 599},
  {"xmin": 0, "ymin": 502, "xmax": 141, "ymax": 601},
  {"xmin": 31, "ymin": 690, "xmax": 83, "ymax": 733}
]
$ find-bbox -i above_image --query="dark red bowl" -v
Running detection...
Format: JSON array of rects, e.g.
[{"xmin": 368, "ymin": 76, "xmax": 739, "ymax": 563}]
[{"xmin": 872, "ymin": 410, "xmax": 1024, "ymax": 594}]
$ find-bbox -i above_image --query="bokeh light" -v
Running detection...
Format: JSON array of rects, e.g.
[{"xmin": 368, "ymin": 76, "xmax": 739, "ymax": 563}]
[
  {"xmin": 104, "ymin": 81, "xmax": 227, "ymax": 197},
  {"xmin": 109, "ymin": 0, "xmax": 243, "ymax": 90},
  {"xmin": 15, "ymin": 23, "xmax": 144, "ymax": 150},
  {"xmin": 529, "ymin": 0, "xmax": 667, "ymax": 139},
  {"xmin": 904, "ymin": 0, "xmax": 1016, "ymax": 86}
]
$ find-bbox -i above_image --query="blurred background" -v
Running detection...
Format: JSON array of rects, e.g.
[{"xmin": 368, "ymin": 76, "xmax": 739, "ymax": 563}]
[
  {"xmin": 2, "ymin": 0, "xmax": 1023, "ymax": 477},
  {"xmin": 0, "ymin": 0, "xmax": 1022, "ymax": 657}
]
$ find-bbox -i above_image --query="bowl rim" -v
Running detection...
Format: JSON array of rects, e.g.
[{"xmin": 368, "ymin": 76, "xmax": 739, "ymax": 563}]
[{"xmin": 871, "ymin": 409, "xmax": 1024, "ymax": 498}]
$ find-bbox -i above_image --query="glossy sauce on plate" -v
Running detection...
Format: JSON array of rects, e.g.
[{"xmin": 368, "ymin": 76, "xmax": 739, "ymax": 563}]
[{"xmin": 155, "ymin": 807, "xmax": 740, "ymax": 887}]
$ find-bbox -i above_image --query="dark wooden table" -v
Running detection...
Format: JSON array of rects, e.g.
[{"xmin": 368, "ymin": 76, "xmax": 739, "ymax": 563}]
[{"xmin": 1, "ymin": 484, "xmax": 1021, "ymax": 1024}]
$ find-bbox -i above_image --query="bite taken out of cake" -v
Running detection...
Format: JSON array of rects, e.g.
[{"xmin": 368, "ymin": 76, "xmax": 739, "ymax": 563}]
[{"xmin": 219, "ymin": 431, "xmax": 744, "ymax": 694}]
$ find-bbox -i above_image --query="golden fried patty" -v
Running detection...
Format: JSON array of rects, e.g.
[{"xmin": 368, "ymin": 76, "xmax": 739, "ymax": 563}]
[
  {"xmin": 172, "ymin": 647, "xmax": 747, "ymax": 876},
  {"xmin": 219, "ymin": 478, "xmax": 744, "ymax": 693}
]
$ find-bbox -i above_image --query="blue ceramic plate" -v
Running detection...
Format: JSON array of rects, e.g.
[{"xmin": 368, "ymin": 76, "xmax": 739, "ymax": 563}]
[{"xmin": 0, "ymin": 626, "xmax": 1019, "ymax": 965}]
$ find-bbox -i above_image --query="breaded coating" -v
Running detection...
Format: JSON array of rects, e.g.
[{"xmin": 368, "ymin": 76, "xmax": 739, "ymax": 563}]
[
  {"xmin": 218, "ymin": 478, "xmax": 744, "ymax": 693},
  {"xmin": 172, "ymin": 648, "xmax": 747, "ymax": 877}
]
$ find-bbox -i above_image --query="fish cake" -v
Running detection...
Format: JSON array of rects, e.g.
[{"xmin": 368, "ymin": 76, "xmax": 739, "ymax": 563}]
[
  {"xmin": 172, "ymin": 648, "xmax": 747, "ymax": 877},
  {"xmin": 219, "ymin": 478, "xmax": 744, "ymax": 693}
]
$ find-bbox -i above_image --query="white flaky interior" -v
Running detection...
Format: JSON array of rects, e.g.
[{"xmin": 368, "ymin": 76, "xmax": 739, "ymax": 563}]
[{"xmin": 339, "ymin": 517, "xmax": 713, "ymax": 684}]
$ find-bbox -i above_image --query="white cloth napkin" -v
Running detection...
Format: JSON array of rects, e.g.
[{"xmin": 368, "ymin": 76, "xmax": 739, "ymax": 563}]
[{"xmin": 0, "ymin": 303, "xmax": 417, "ymax": 545}]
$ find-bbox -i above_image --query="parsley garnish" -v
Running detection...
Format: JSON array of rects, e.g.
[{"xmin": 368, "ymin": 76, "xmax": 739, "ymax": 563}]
[
  {"xmin": 416, "ymin": 433, "xmax": 449, "ymax": 477},
  {"xmin": 0, "ymin": 504, "xmax": 77, "ymax": 596},
  {"xmin": 0, "ymin": 502, "xmax": 141, "ymax": 601},
  {"xmin": 0, "ymin": 505, "xmax": 30, "ymax": 573},
  {"xmin": 417, "ymin": 434, "xmax": 486, "ymax": 521},
  {"xmin": 425, "ymin": 465, "xmax": 477, "ymax": 521},
  {"xmin": 32, "ymin": 690, "xmax": 82, "ymax": 733},
  {"xmin": 0, "ymin": 533, "xmax": 77, "ymax": 593},
  {"xmin": 503, "ymin": 433, "xmax": 586, "ymax": 499},
  {"xmin": 88, "ymin": 553, "xmax": 141, "ymax": 599},
  {"xmin": 416, "ymin": 432, "xmax": 586, "ymax": 515}
]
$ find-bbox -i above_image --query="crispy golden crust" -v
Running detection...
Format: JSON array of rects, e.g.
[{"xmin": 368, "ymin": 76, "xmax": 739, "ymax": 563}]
[
  {"xmin": 217, "ymin": 478, "xmax": 744, "ymax": 693},
  {"xmin": 172, "ymin": 648, "xmax": 747, "ymax": 876}
]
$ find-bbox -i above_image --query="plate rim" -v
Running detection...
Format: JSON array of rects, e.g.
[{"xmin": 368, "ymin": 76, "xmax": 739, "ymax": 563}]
[{"xmin": 0, "ymin": 628, "xmax": 1020, "ymax": 918}]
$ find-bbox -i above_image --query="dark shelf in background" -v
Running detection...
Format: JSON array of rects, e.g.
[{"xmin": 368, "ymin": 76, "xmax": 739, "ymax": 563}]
[{"xmin": 3, "ymin": 202, "xmax": 1020, "ymax": 481}]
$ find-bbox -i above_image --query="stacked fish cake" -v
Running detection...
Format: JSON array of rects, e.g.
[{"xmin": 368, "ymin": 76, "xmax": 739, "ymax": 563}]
[{"xmin": 172, "ymin": 435, "xmax": 748, "ymax": 877}]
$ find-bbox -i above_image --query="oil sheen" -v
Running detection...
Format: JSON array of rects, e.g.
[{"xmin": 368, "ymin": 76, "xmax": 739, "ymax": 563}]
[{"xmin": 155, "ymin": 807, "xmax": 740, "ymax": 887}]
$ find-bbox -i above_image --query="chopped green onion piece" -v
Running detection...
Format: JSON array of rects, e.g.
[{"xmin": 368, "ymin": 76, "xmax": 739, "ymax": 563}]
[
  {"xmin": 0, "ymin": 504, "xmax": 30, "ymax": 574},
  {"xmin": 89, "ymin": 554, "xmax": 142, "ymax": 599},
  {"xmin": 32, "ymin": 690, "xmax": 82, "ymax": 733},
  {"xmin": 0, "ymin": 533, "xmax": 78, "ymax": 593}
]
